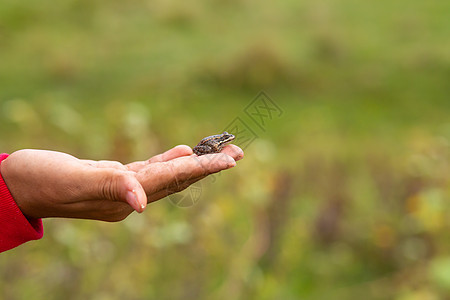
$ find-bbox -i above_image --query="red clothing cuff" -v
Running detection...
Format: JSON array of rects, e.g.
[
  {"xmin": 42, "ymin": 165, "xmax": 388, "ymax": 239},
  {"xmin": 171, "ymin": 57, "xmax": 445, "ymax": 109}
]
[{"xmin": 0, "ymin": 153, "xmax": 43, "ymax": 252}]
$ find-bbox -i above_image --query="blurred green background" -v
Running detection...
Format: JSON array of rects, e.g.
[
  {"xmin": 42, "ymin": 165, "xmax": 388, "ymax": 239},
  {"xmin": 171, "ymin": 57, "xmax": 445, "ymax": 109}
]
[{"xmin": 0, "ymin": 0, "xmax": 449, "ymax": 299}]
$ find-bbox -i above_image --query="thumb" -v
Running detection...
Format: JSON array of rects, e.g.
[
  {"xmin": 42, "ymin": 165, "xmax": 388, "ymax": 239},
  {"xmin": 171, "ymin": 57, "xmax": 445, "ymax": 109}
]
[{"xmin": 100, "ymin": 170, "xmax": 148, "ymax": 213}]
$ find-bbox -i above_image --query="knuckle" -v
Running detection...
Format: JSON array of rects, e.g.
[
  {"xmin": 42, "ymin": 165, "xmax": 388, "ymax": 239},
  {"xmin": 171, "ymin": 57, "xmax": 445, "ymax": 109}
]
[{"xmin": 100, "ymin": 170, "xmax": 126, "ymax": 202}]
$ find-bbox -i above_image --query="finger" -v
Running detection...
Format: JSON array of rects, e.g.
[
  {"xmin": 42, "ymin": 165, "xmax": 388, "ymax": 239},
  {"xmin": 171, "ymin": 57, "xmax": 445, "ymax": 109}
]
[
  {"xmin": 97, "ymin": 169, "xmax": 148, "ymax": 213},
  {"xmin": 80, "ymin": 160, "xmax": 127, "ymax": 171},
  {"xmin": 136, "ymin": 154, "xmax": 235, "ymax": 195},
  {"xmin": 152, "ymin": 173, "xmax": 206, "ymax": 200},
  {"xmin": 148, "ymin": 145, "xmax": 193, "ymax": 163},
  {"xmin": 220, "ymin": 144, "xmax": 244, "ymax": 161},
  {"xmin": 146, "ymin": 175, "xmax": 207, "ymax": 203},
  {"xmin": 126, "ymin": 145, "xmax": 193, "ymax": 172},
  {"xmin": 121, "ymin": 173, "xmax": 148, "ymax": 213},
  {"xmin": 97, "ymin": 161, "xmax": 128, "ymax": 171}
]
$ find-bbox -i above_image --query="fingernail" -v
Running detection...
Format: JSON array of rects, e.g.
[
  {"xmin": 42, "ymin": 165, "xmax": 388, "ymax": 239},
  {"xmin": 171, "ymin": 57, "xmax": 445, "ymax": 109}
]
[
  {"xmin": 227, "ymin": 156, "xmax": 237, "ymax": 168},
  {"xmin": 228, "ymin": 160, "xmax": 236, "ymax": 169},
  {"xmin": 218, "ymin": 155, "xmax": 236, "ymax": 169},
  {"xmin": 126, "ymin": 190, "xmax": 142, "ymax": 213}
]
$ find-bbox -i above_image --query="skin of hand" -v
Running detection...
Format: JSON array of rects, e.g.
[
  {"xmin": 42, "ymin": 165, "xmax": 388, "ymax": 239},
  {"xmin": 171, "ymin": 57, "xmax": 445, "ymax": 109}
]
[{"xmin": 0, "ymin": 145, "xmax": 244, "ymax": 222}]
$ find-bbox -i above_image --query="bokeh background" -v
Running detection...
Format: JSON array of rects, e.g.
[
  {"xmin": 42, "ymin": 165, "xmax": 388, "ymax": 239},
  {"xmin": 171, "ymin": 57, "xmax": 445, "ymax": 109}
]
[{"xmin": 0, "ymin": 0, "xmax": 449, "ymax": 299}]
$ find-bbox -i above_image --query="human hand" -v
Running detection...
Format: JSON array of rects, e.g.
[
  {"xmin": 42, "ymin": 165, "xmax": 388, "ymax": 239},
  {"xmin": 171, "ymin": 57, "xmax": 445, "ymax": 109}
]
[{"xmin": 0, "ymin": 145, "xmax": 243, "ymax": 222}]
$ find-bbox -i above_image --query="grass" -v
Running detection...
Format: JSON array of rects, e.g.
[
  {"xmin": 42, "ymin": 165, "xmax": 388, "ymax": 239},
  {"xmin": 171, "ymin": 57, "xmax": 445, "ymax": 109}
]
[{"xmin": 0, "ymin": 0, "xmax": 449, "ymax": 299}]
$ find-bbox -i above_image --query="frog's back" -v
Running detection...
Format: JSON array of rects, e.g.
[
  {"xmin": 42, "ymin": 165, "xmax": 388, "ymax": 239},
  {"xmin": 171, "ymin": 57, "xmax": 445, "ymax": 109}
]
[{"xmin": 199, "ymin": 134, "xmax": 222, "ymax": 145}]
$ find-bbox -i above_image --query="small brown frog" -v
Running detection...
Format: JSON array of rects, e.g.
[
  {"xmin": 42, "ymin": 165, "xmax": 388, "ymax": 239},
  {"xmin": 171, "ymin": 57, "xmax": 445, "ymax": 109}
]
[{"xmin": 193, "ymin": 132, "xmax": 235, "ymax": 156}]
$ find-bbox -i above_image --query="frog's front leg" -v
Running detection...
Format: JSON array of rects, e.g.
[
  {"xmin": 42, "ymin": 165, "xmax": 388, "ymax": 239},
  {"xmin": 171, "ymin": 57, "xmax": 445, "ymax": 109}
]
[
  {"xmin": 193, "ymin": 145, "xmax": 214, "ymax": 156},
  {"xmin": 211, "ymin": 143, "xmax": 224, "ymax": 153}
]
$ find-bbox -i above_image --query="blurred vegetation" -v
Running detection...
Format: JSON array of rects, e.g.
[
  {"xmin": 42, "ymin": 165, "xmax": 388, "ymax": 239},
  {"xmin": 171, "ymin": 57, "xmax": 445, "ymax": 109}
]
[{"xmin": 0, "ymin": 0, "xmax": 449, "ymax": 299}]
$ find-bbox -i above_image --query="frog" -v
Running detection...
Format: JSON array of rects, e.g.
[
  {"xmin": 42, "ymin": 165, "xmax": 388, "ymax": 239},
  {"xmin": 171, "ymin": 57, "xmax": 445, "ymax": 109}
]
[{"xmin": 193, "ymin": 131, "xmax": 235, "ymax": 156}]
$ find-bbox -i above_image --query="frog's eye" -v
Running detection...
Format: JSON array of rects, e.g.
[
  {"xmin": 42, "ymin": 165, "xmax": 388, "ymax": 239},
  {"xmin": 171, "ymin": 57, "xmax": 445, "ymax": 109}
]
[{"xmin": 223, "ymin": 131, "xmax": 228, "ymax": 135}]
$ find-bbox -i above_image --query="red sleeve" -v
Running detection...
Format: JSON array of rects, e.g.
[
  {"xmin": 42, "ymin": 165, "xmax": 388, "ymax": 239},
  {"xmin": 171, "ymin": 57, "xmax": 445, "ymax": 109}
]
[{"xmin": 0, "ymin": 153, "xmax": 43, "ymax": 252}]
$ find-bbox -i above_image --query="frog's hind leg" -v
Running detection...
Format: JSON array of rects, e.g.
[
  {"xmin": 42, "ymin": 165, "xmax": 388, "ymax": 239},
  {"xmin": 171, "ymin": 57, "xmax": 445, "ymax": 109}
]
[
  {"xmin": 193, "ymin": 145, "xmax": 213, "ymax": 156},
  {"xmin": 212, "ymin": 143, "xmax": 225, "ymax": 153}
]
